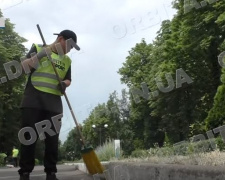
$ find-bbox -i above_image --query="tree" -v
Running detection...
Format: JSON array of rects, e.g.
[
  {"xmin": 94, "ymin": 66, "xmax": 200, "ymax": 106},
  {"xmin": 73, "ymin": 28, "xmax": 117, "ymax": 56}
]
[
  {"xmin": 0, "ymin": 10, "xmax": 27, "ymax": 154},
  {"xmin": 118, "ymin": 0, "xmax": 225, "ymax": 145},
  {"xmin": 82, "ymin": 90, "xmax": 135, "ymax": 155},
  {"xmin": 82, "ymin": 103, "xmax": 110, "ymax": 147},
  {"xmin": 62, "ymin": 127, "xmax": 83, "ymax": 161},
  {"xmin": 205, "ymin": 76, "xmax": 225, "ymax": 129}
]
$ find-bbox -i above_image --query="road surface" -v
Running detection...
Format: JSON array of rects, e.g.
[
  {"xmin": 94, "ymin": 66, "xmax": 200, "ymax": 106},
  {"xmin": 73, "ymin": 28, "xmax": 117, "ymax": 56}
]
[{"xmin": 0, "ymin": 164, "xmax": 93, "ymax": 180}]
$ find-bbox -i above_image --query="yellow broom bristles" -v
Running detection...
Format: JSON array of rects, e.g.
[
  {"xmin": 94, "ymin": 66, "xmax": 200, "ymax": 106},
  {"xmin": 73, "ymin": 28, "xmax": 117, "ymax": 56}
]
[{"xmin": 82, "ymin": 150, "xmax": 104, "ymax": 175}]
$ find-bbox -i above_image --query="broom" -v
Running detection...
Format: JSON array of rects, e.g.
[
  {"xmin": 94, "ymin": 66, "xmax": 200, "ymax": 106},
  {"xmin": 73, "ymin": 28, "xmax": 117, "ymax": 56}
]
[{"xmin": 36, "ymin": 24, "xmax": 105, "ymax": 175}]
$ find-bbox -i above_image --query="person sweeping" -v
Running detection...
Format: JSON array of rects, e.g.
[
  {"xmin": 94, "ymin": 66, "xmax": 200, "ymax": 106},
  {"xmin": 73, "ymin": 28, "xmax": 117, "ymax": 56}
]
[
  {"xmin": 18, "ymin": 30, "xmax": 80, "ymax": 180},
  {"xmin": 12, "ymin": 146, "xmax": 19, "ymax": 167}
]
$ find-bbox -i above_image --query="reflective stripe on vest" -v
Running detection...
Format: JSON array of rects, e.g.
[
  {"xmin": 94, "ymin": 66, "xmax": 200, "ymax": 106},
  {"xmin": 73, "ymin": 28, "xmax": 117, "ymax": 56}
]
[
  {"xmin": 32, "ymin": 81, "xmax": 58, "ymax": 90},
  {"xmin": 32, "ymin": 72, "xmax": 61, "ymax": 90},
  {"xmin": 31, "ymin": 43, "xmax": 71, "ymax": 96},
  {"xmin": 32, "ymin": 72, "xmax": 58, "ymax": 80}
]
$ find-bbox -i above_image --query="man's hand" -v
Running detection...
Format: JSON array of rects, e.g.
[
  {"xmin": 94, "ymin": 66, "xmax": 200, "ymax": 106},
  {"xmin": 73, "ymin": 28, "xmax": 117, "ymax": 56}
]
[
  {"xmin": 36, "ymin": 48, "xmax": 50, "ymax": 60},
  {"xmin": 58, "ymin": 81, "xmax": 67, "ymax": 94}
]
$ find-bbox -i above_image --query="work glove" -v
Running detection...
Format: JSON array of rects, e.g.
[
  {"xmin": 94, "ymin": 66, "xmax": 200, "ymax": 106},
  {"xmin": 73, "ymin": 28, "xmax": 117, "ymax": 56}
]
[
  {"xmin": 58, "ymin": 81, "xmax": 67, "ymax": 94},
  {"xmin": 36, "ymin": 47, "xmax": 51, "ymax": 60}
]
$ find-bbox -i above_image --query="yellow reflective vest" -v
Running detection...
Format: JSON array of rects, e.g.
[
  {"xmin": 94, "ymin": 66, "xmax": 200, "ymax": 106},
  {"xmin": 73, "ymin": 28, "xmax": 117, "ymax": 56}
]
[
  {"xmin": 31, "ymin": 44, "xmax": 71, "ymax": 96},
  {"xmin": 12, "ymin": 149, "xmax": 19, "ymax": 158}
]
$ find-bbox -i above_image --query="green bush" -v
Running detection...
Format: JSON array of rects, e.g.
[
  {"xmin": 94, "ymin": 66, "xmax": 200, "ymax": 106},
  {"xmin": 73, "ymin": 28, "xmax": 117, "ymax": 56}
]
[
  {"xmin": 131, "ymin": 149, "xmax": 149, "ymax": 158},
  {"xmin": 133, "ymin": 139, "xmax": 145, "ymax": 150},
  {"xmin": 191, "ymin": 140, "xmax": 214, "ymax": 154},
  {"xmin": 95, "ymin": 140, "xmax": 116, "ymax": 161},
  {"xmin": 128, "ymin": 137, "xmax": 225, "ymax": 159},
  {"xmin": 0, "ymin": 156, "xmax": 3, "ymax": 166},
  {"xmin": 215, "ymin": 136, "xmax": 225, "ymax": 151},
  {"xmin": 35, "ymin": 159, "xmax": 39, "ymax": 165},
  {"xmin": 173, "ymin": 139, "xmax": 216, "ymax": 156},
  {"xmin": 173, "ymin": 141, "xmax": 189, "ymax": 156},
  {"xmin": 147, "ymin": 138, "xmax": 218, "ymax": 157},
  {"xmin": 158, "ymin": 146, "xmax": 175, "ymax": 156},
  {"xmin": 147, "ymin": 146, "xmax": 174, "ymax": 157},
  {"xmin": 0, "ymin": 153, "xmax": 7, "ymax": 166}
]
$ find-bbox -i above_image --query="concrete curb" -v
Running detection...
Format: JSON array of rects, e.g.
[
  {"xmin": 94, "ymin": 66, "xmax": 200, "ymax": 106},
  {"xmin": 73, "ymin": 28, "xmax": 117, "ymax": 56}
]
[
  {"xmin": 73, "ymin": 162, "xmax": 225, "ymax": 180},
  {"xmin": 105, "ymin": 162, "xmax": 225, "ymax": 180}
]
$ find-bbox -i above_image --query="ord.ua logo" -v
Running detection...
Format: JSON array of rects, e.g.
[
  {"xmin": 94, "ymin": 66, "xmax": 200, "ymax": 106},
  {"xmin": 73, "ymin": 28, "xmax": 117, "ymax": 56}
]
[{"xmin": 0, "ymin": 18, "xmax": 5, "ymax": 29}]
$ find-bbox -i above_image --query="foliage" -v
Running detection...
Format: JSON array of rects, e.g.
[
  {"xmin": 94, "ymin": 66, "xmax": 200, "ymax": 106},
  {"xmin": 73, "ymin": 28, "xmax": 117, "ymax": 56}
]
[
  {"xmin": 62, "ymin": 1, "xmax": 225, "ymax": 158},
  {"xmin": 58, "ymin": 140, "xmax": 66, "ymax": 162},
  {"xmin": 82, "ymin": 90, "xmax": 134, "ymax": 156},
  {"xmin": 117, "ymin": 0, "xmax": 225, "ymax": 147},
  {"xmin": 95, "ymin": 140, "xmax": 116, "ymax": 161},
  {"xmin": 0, "ymin": 10, "xmax": 27, "ymax": 154},
  {"xmin": 146, "ymin": 138, "xmax": 217, "ymax": 157},
  {"xmin": 205, "ymin": 85, "xmax": 225, "ymax": 129},
  {"xmin": 62, "ymin": 127, "xmax": 83, "ymax": 161},
  {"xmin": 127, "ymin": 139, "xmax": 217, "ymax": 159},
  {"xmin": 133, "ymin": 139, "xmax": 145, "ymax": 150},
  {"xmin": 130, "ymin": 149, "xmax": 149, "ymax": 158},
  {"xmin": 35, "ymin": 159, "xmax": 40, "ymax": 165},
  {"xmin": 0, "ymin": 153, "xmax": 7, "ymax": 166},
  {"xmin": 215, "ymin": 136, "xmax": 225, "ymax": 151}
]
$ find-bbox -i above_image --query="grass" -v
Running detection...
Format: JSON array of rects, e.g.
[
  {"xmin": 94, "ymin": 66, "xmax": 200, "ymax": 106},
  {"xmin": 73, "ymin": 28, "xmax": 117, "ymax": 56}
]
[
  {"xmin": 113, "ymin": 150, "xmax": 225, "ymax": 166},
  {"xmin": 112, "ymin": 137, "xmax": 225, "ymax": 166},
  {"xmin": 75, "ymin": 137, "xmax": 225, "ymax": 167},
  {"xmin": 95, "ymin": 140, "xmax": 117, "ymax": 161}
]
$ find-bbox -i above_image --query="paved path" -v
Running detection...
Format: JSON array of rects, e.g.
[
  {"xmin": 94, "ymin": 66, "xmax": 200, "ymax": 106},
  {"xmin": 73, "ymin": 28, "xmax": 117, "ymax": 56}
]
[{"xmin": 0, "ymin": 164, "xmax": 93, "ymax": 180}]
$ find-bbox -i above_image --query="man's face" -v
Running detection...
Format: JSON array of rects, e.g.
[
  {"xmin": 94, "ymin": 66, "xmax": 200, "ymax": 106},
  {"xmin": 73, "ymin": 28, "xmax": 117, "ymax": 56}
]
[{"xmin": 58, "ymin": 36, "xmax": 72, "ymax": 54}]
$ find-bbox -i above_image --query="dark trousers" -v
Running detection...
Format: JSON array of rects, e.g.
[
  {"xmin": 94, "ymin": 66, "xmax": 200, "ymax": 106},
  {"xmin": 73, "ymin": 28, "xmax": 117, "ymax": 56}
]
[
  {"xmin": 18, "ymin": 108, "xmax": 61, "ymax": 175},
  {"xmin": 13, "ymin": 157, "xmax": 18, "ymax": 167}
]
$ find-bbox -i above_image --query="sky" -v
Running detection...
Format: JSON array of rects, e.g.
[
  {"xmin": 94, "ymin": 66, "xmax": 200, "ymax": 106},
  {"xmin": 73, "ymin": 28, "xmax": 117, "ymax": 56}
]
[{"xmin": 0, "ymin": 0, "xmax": 176, "ymax": 142}]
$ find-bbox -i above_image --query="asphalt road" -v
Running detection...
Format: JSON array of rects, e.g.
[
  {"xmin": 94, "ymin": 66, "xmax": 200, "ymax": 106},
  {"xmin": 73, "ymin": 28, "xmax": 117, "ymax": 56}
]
[{"xmin": 0, "ymin": 164, "xmax": 93, "ymax": 180}]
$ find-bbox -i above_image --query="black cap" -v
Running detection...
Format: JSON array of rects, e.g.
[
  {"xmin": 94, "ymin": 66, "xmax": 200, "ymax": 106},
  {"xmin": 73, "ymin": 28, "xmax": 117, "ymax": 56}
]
[{"xmin": 54, "ymin": 30, "xmax": 80, "ymax": 51}]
